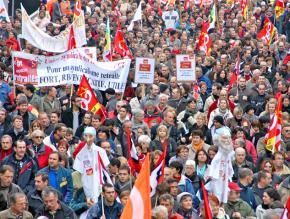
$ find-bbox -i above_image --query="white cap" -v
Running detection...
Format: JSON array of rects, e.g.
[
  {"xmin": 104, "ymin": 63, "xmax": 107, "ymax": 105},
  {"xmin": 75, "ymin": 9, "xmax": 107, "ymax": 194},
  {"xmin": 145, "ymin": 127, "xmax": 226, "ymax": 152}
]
[{"xmin": 84, "ymin": 127, "xmax": 96, "ymax": 136}]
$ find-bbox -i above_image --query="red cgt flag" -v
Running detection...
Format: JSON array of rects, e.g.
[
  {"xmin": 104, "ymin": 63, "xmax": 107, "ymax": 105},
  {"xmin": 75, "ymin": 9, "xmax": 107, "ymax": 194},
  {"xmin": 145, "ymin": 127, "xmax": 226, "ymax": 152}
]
[
  {"xmin": 197, "ymin": 21, "xmax": 212, "ymax": 56},
  {"xmin": 114, "ymin": 20, "xmax": 133, "ymax": 59},
  {"xmin": 77, "ymin": 75, "xmax": 106, "ymax": 119},
  {"xmin": 67, "ymin": 26, "xmax": 76, "ymax": 50}
]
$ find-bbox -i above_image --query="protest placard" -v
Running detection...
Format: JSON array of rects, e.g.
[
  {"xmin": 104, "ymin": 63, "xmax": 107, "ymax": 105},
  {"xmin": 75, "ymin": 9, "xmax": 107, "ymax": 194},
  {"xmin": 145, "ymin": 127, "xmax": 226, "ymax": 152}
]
[
  {"xmin": 134, "ymin": 58, "xmax": 155, "ymax": 84},
  {"xmin": 176, "ymin": 55, "xmax": 196, "ymax": 82}
]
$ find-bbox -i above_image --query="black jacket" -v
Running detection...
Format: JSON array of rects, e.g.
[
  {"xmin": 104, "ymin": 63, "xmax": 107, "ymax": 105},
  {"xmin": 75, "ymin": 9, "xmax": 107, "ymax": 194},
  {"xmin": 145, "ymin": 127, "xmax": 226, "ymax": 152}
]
[
  {"xmin": 4, "ymin": 128, "xmax": 28, "ymax": 145},
  {"xmin": 61, "ymin": 108, "xmax": 86, "ymax": 129},
  {"xmin": 35, "ymin": 201, "xmax": 77, "ymax": 219}
]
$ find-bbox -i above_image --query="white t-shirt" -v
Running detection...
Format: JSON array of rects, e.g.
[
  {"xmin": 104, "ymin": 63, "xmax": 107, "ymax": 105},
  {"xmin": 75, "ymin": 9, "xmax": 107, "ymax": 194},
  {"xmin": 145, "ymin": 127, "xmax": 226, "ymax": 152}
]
[
  {"xmin": 73, "ymin": 143, "xmax": 110, "ymax": 202},
  {"xmin": 162, "ymin": 10, "xmax": 179, "ymax": 30}
]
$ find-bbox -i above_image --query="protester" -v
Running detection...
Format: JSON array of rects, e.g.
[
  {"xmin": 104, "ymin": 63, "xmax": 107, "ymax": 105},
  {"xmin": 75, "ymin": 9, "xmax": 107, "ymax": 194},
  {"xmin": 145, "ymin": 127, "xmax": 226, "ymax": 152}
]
[{"xmin": 0, "ymin": 193, "xmax": 33, "ymax": 219}]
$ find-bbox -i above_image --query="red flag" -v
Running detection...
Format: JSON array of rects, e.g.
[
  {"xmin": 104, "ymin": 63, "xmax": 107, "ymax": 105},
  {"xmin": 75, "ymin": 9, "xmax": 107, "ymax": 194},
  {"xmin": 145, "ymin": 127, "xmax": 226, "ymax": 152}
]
[
  {"xmin": 76, "ymin": 75, "xmax": 106, "ymax": 120},
  {"xmin": 264, "ymin": 93, "xmax": 282, "ymax": 153},
  {"xmin": 257, "ymin": 16, "xmax": 276, "ymax": 45},
  {"xmin": 126, "ymin": 132, "xmax": 141, "ymax": 175},
  {"xmin": 283, "ymin": 50, "xmax": 290, "ymax": 65},
  {"xmin": 201, "ymin": 181, "xmax": 213, "ymax": 219},
  {"xmin": 280, "ymin": 196, "xmax": 290, "ymax": 219},
  {"xmin": 228, "ymin": 53, "xmax": 240, "ymax": 91},
  {"xmin": 197, "ymin": 22, "xmax": 212, "ymax": 56},
  {"xmin": 74, "ymin": 0, "xmax": 82, "ymax": 17},
  {"xmin": 150, "ymin": 147, "xmax": 167, "ymax": 197},
  {"xmin": 275, "ymin": 0, "xmax": 285, "ymax": 19},
  {"xmin": 67, "ymin": 26, "xmax": 76, "ymax": 50},
  {"xmin": 120, "ymin": 154, "xmax": 151, "ymax": 219},
  {"xmin": 114, "ymin": 21, "xmax": 133, "ymax": 59}
]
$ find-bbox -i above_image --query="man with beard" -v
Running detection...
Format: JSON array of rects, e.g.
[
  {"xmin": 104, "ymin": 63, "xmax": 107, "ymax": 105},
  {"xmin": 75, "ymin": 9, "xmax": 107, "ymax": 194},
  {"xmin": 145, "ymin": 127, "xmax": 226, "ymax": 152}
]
[
  {"xmin": 204, "ymin": 83, "xmax": 222, "ymax": 114},
  {"xmin": 208, "ymin": 127, "xmax": 235, "ymax": 204},
  {"xmin": 229, "ymin": 76, "xmax": 252, "ymax": 107}
]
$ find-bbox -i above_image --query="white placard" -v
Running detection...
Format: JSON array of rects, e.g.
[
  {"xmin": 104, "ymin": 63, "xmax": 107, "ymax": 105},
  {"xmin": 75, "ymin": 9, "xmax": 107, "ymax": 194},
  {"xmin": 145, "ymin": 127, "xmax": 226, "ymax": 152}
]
[
  {"xmin": 176, "ymin": 55, "xmax": 196, "ymax": 82},
  {"xmin": 134, "ymin": 57, "xmax": 155, "ymax": 84}
]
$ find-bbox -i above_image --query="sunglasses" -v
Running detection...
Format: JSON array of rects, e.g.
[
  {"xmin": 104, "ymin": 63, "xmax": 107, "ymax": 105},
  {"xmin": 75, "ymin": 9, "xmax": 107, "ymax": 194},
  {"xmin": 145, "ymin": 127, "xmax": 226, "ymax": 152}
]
[{"xmin": 34, "ymin": 136, "xmax": 44, "ymax": 139}]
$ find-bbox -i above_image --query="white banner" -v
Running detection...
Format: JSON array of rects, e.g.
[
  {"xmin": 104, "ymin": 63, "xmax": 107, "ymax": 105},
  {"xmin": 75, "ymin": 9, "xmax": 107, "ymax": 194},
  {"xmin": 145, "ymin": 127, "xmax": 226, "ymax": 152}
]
[
  {"xmin": 176, "ymin": 55, "xmax": 196, "ymax": 82},
  {"xmin": 12, "ymin": 48, "xmax": 131, "ymax": 93},
  {"xmin": 0, "ymin": 0, "xmax": 10, "ymax": 22},
  {"xmin": 21, "ymin": 5, "xmax": 86, "ymax": 53},
  {"xmin": 134, "ymin": 57, "xmax": 155, "ymax": 84}
]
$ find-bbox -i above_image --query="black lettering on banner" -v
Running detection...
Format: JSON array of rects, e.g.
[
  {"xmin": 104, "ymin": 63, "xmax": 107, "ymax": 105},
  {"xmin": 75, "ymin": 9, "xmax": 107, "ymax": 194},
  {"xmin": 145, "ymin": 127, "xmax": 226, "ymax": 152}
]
[{"xmin": 39, "ymin": 76, "xmax": 59, "ymax": 83}]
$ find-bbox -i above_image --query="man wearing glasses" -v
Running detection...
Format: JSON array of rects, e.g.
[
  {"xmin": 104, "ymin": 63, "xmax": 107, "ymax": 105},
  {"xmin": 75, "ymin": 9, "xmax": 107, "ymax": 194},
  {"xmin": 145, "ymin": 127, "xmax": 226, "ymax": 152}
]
[{"xmin": 30, "ymin": 130, "xmax": 53, "ymax": 169}]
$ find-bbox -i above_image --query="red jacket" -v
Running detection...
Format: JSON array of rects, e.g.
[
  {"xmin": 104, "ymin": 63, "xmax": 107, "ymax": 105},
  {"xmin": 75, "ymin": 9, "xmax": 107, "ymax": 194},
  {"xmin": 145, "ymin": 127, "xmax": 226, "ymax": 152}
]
[
  {"xmin": 30, "ymin": 144, "xmax": 53, "ymax": 169},
  {"xmin": 169, "ymin": 212, "xmax": 184, "ymax": 219},
  {"xmin": 0, "ymin": 148, "xmax": 13, "ymax": 162},
  {"xmin": 144, "ymin": 107, "xmax": 162, "ymax": 128}
]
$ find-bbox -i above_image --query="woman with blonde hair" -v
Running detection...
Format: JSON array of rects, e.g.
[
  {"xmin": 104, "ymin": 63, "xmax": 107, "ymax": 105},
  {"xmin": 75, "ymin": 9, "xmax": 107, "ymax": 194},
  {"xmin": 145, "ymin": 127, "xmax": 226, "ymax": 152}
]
[
  {"xmin": 150, "ymin": 125, "xmax": 177, "ymax": 164},
  {"xmin": 26, "ymin": 120, "xmax": 44, "ymax": 144},
  {"xmin": 260, "ymin": 98, "xmax": 277, "ymax": 119}
]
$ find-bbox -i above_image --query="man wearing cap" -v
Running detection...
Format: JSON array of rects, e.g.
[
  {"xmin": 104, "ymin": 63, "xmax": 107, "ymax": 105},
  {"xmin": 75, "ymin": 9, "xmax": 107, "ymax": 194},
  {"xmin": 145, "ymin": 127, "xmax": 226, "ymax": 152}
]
[
  {"xmin": 104, "ymin": 88, "xmax": 116, "ymax": 113},
  {"xmin": 73, "ymin": 126, "xmax": 110, "ymax": 202},
  {"xmin": 224, "ymin": 182, "xmax": 255, "ymax": 218}
]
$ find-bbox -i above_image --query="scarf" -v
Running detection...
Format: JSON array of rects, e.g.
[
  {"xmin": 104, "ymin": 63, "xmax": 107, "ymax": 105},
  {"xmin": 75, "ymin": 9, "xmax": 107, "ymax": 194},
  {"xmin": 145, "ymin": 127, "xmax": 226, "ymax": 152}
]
[
  {"xmin": 192, "ymin": 140, "xmax": 204, "ymax": 152},
  {"xmin": 197, "ymin": 164, "xmax": 207, "ymax": 178}
]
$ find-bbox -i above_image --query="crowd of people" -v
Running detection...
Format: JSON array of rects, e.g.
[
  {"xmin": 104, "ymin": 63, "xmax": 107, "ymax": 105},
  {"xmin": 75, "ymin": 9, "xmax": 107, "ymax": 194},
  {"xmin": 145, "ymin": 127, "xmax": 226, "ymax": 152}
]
[{"xmin": 0, "ymin": 0, "xmax": 289, "ymax": 219}]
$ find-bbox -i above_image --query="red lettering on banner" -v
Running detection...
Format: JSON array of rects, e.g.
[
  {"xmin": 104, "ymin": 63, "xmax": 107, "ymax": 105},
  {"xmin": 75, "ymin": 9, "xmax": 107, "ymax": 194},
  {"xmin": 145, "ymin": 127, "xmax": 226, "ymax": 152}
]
[{"xmin": 13, "ymin": 57, "xmax": 38, "ymax": 85}]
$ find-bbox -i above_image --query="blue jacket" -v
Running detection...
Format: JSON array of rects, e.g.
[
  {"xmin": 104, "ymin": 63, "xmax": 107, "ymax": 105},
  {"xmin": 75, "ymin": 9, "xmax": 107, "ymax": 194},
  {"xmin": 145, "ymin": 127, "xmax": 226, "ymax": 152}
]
[
  {"xmin": 198, "ymin": 75, "xmax": 212, "ymax": 93},
  {"xmin": 0, "ymin": 82, "xmax": 11, "ymax": 106},
  {"xmin": 238, "ymin": 181, "xmax": 257, "ymax": 210},
  {"xmin": 40, "ymin": 166, "xmax": 73, "ymax": 204},
  {"xmin": 1, "ymin": 153, "xmax": 38, "ymax": 193},
  {"xmin": 87, "ymin": 199, "xmax": 123, "ymax": 219}
]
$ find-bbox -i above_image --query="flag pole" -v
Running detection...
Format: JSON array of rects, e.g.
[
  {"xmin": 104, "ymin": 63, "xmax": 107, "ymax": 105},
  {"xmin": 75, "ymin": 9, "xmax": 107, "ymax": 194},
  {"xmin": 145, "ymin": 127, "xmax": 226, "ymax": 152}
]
[
  {"xmin": 214, "ymin": 0, "xmax": 220, "ymax": 33},
  {"xmin": 70, "ymin": 84, "xmax": 73, "ymax": 108},
  {"xmin": 101, "ymin": 190, "xmax": 105, "ymax": 216}
]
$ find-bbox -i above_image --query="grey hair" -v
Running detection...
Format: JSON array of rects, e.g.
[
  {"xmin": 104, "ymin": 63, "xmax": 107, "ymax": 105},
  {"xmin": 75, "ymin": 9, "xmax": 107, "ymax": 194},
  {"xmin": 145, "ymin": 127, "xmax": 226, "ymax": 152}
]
[
  {"xmin": 159, "ymin": 94, "xmax": 169, "ymax": 100},
  {"xmin": 42, "ymin": 187, "xmax": 59, "ymax": 199},
  {"xmin": 138, "ymin": 135, "xmax": 151, "ymax": 144},
  {"xmin": 152, "ymin": 205, "xmax": 168, "ymax": 218},
  {"xmin": 159, "ymin": 194, "xmax": 174, "ymax": 206},
  {"xmin": 31, "ymin": 129, "xmax": 44, "ymax": 138},
  {"xmin": 9, "ymin": 192, "xmax": 26, "ymax": 205},
  {"xmin": 1, "ymin": 135, "xmax": 12, "ymax": 143},
  {"xmin": 133, "ymin": 109, "xmax": 145, "ymax": 117}
]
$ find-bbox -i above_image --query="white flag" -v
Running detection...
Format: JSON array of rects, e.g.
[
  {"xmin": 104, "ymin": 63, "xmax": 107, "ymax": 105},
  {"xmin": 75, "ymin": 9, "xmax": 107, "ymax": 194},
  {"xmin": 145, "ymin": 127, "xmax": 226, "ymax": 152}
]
[
  {"xmin": 127, "ymin": 1, "xmax": 142, "ymax": 31},
  {"xmin": 21, "ymin": 5, "xmax": 86, "ymax": 53},
  {"xmin": 0, "ymin": 0, "xmax": 10, "ymax": 22}
]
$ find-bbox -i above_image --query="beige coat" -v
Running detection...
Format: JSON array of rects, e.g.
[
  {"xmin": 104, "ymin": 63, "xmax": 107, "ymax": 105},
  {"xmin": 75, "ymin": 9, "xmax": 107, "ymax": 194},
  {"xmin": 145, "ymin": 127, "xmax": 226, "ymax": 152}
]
[{"xmin": 0, "ymin": 209, "xmax": 33, "ymax": 219}]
